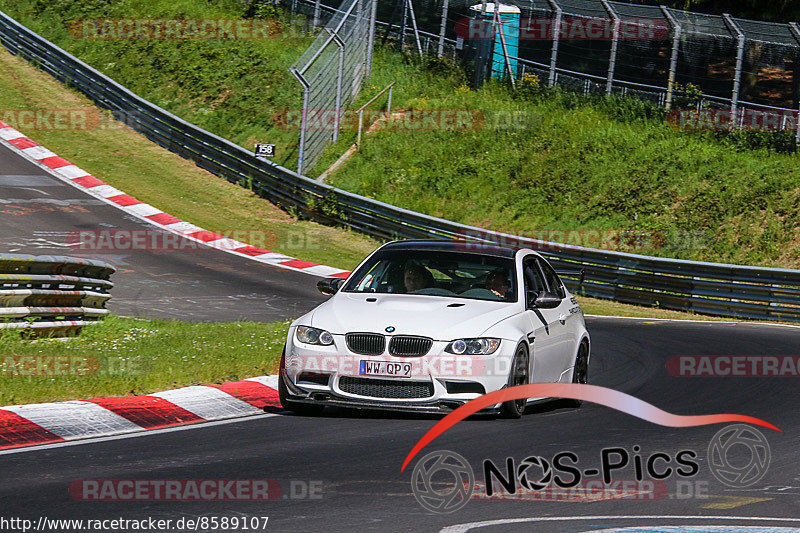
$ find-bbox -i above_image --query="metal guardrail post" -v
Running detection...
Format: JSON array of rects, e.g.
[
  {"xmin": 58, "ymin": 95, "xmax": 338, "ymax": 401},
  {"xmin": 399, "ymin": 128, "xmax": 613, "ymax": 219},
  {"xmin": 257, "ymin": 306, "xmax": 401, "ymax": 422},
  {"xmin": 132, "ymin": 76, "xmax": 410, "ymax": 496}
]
[
  {"xmin": 313, "ymin": 0, "xmax": 321, "ymax": 26},
  {"xmin": 472, "ymin": 0, "xmax": 490, "ymax": 88},
  {"xmin": 661, "ymin": 6, "xmax": 681, "ymax": 111},
  {"xmin": 546, "ymin": 0, "xmax": 563, "ymax": 87},
  {"xmin": 407, "ymin": 0, "xmax": 423, "ymax": 57},
  {"xmin": 6, "ymin": 5, "xmax": 800, "ymax": 323},
  {"xmin": 723, "ymin": 14, "xmax": 745, "ymax": 129},
  {"xmin": 790, "ymin": 23, "xmax": 800, "ymax": 148},
  {"xmin": 327, "ymin": 28, "xmax": 346, "ymax": 142},
  {"xmin": 790, "ymin": 22, "xmax": 800, "ymax": 45},
  {"xmin": 437, "ymin": 0, "xmax": 449, "ymax": 58},
  {"xmin": 290, "ymin": 67, "xmax": 311, "ymax": 175},
  {"xmin": 601, "ymin": 0, "xmax": 620, "ymax": 96},
  {"xmin": 400, "ymin": 0, "xmax": 408, "ymax": 52},
  {"xmin": 366, "ymin": 0, "xmax": 377, "ymax": 77},
  {"xmin": 355, "ymin": 81, "xmax": 396, "ymax": 145}
]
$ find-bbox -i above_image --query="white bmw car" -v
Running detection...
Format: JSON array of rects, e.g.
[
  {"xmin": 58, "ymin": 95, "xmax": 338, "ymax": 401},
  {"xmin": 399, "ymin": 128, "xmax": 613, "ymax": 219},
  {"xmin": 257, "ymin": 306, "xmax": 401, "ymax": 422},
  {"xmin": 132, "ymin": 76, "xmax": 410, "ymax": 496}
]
[{"xmin": 279, "ymin": 240, "xmax": 590, "ymax": 418}]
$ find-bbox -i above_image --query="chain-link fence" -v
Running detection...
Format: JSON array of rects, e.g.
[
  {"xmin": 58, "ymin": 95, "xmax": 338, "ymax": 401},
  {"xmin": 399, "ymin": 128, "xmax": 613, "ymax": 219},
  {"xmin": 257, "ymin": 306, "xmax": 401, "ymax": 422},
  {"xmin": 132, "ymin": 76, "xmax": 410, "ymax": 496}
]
[
  {"xmin": 284, "ymin": 0, "xmax": 800, "ymax": 146},
  {"xmin": 287, "ymin": 0, "xmax": 376, "ymax": 174}
]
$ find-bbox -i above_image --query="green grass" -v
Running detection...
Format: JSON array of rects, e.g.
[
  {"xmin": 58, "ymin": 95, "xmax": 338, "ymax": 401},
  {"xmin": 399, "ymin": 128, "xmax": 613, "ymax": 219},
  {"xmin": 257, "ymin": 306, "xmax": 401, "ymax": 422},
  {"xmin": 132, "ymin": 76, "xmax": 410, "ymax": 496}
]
[
  {"xmin": 322, "ymin": 65, "xmax": 800, "ymax": 269},
  {"xmin": 0, "ymin": 0, "xmax": 314, "ymax": 169},
  {"xmin": 0, "ymin": 316, "xmax": 289, "ymax": 405},
  {"xmin": 2, "ymin": 0, "xmax": 797, "ymax": 268},
  {"xmin": 0, "ymin": 298, "xmax": 776, "ymax": 405},
  {"xmin": 0, "ymin": 0, "xmax": 797, "ymax": 328},
  {"xmin": 0, "ymin": 40, "xmax": 378, "ymax": 271}
]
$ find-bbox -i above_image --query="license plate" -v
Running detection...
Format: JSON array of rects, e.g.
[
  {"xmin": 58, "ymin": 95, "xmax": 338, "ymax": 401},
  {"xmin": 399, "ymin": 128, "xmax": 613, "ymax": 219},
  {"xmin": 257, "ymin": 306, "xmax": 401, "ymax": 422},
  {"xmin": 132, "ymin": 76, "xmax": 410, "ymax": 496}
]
[{"xmin": 359, "ymin": 360, "xmax": 412, "ymax": 378}]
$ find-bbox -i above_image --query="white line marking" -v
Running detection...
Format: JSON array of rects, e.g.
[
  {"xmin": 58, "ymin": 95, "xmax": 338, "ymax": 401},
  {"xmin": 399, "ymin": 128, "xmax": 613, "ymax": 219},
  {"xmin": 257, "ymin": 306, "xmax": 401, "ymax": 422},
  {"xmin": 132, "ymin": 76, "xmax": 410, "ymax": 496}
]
[
  {"xmin": 207, "ymin": 238, "xmax": 249, "ymax": 250},
  {"xmin": 124, "ymin": 203, "xmax": 162, "ymax": 217},
  {"xmin": 440, "ymin": 515, "xmax": 800, "ymax": 533},
  {"xmin": 0, "ymin": 412, "xmax": 279, "ymax": 456},
  {"xmin": 0, "ymin": 127, "xmax": 26, "ymax": 140},
  {"xmin": 585, "ymin": 314, "xmax": 800, "ymax": 328},
  {"xmin": 0, "ymin": 135, "xmax": 336, "ymax": 278},
  {"xmin": 54, "ymin": 164, "xmax": 90, "ymax": 180},
  {"xmin": 1, "ymin": 401, "xmax": 141, "ymax": 439},
  {"xmin": 88, "ymin": 184, "xmax": 125, "ymax": 198},
  {"xmin": 245, "ymin": 375, "xmax": 280, "ymax": 390},
  {"xmin": 150, "ymin": 386, "xmax": 262, "ymax": 420},
  {"xmin": 21, "ymin": 145, "xmax": 57, "ymax": 160}
]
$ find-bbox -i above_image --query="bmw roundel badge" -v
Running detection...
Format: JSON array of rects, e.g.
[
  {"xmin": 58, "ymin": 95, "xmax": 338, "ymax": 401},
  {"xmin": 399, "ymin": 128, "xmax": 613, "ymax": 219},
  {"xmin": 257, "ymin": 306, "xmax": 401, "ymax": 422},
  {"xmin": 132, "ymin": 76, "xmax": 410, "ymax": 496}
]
[{"xmin": 385, "ymin": 326, "xmax": 395, "ymax": 333}]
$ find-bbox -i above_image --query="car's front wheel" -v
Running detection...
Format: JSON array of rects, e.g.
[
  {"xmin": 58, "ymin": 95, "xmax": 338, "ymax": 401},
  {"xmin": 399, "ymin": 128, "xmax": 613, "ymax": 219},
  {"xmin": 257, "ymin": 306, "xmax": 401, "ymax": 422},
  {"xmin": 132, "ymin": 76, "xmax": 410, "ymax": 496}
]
[
  {"xmin": 500, "ymin": 344, "xmax": 529, "ymax": 419},
  {"xmin": 278, "ymin": 347, "xmax": 325, "ymax": 416}
]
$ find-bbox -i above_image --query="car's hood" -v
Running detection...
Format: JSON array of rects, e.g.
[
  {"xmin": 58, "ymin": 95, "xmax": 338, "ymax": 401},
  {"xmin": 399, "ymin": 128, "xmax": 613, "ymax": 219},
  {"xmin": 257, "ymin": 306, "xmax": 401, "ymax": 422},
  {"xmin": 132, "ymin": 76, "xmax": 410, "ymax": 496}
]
[{"xmin": 309, "ymin": 293, "xmax": 519, "ymax": 340}]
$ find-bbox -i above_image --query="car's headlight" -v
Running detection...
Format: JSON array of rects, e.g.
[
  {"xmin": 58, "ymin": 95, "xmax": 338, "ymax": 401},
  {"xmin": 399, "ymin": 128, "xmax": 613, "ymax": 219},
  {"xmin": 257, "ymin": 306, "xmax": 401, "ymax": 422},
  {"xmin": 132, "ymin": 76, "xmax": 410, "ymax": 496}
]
[
  {"xmin": 295, "ymin": 326, "xmax": 334, "ymax": 346},
  {"xmin": 445, "ymin": 338, "xmax": 501, "ymax": 355}
]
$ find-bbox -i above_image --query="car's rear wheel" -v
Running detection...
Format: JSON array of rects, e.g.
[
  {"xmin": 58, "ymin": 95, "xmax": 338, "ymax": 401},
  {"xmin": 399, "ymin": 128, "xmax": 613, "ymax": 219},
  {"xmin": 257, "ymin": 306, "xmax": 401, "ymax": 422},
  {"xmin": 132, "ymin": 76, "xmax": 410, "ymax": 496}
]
[
  {"xmin": 567, "ymin": 341, "xmax": 589, "ymax": 408},
  {"xmin": 278, "ymin": 346, "xmax": 325, "ymax": 416},
  {"xmin": 500, "ymin": 344, "xmax": 529, "ymax": 419}
]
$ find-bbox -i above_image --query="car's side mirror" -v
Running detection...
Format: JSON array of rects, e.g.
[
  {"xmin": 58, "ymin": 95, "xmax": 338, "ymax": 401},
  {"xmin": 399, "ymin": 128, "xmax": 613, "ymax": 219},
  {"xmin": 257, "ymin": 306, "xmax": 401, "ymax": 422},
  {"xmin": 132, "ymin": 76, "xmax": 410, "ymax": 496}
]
[
  {"xmin": 529, "ymin": 291, "xmax": 562, "ymax": 309},
  {"xmin": 317, "ymin": 277, "xmax": 345, "ymax": 296}
]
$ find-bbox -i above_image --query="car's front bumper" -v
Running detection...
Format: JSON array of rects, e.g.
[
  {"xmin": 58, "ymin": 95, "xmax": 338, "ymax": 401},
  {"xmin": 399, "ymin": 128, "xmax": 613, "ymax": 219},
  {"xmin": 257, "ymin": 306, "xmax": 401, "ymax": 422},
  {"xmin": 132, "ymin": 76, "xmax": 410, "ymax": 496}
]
[
  {"xmin": 281, "ymin": 372, "xmax": 500, "ymax": 414},
  {"xmin": 283, "ymin": 333, "xmax": 517, "ymax": 413}
]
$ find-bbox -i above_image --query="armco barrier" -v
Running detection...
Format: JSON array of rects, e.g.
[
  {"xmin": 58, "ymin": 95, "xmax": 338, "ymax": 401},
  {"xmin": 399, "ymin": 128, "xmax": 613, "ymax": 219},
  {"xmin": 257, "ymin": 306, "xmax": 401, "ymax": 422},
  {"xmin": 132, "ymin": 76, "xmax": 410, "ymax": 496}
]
[
  {"xmin": 0, "ymin": 254, "xmax": 114, "ymax": 334},
  {"xmin": 1, "ymin": 10, "xmax": 799, "ymax": 323}
]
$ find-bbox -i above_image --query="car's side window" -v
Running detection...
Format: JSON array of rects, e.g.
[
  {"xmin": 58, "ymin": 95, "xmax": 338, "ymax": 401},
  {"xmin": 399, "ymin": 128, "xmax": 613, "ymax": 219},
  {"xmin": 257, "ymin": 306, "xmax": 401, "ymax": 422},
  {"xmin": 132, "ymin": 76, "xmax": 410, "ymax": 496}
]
[
  {"xmin": 522, "ymin": 256, "xmax": 546, "ymax": 305},
  {"xmin": 538, "ymin": 258, "xmax": 566, "ymax": 299}
]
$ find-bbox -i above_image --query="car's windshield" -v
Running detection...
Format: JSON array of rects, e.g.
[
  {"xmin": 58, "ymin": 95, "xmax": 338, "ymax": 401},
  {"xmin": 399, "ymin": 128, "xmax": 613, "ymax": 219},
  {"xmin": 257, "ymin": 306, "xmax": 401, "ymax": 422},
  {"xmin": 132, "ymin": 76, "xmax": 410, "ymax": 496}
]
[{"xmin": 343, "ymin": 250, "xmax": 517, "ymax": 302}]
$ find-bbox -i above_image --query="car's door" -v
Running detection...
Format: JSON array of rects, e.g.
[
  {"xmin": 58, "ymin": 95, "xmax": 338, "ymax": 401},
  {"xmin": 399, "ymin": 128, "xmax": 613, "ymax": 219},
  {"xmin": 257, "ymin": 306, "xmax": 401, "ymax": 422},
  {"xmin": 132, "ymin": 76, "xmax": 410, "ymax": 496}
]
[
  {"xmin": 522, "ymin": 255, "xmax": 563, "ymax": 383},
  {"xmin": 537, "ymin": 257, "xmax": 578, "ymax": 382}
]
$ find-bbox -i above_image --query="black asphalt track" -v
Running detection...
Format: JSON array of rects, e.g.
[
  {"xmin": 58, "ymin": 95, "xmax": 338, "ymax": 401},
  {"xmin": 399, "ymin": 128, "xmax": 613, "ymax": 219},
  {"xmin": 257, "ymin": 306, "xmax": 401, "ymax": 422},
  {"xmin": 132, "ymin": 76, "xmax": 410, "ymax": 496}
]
[
  {"xmin": 1, "ymin": 317, "xmax": 798, "ymax": 532},
  {"xmin": 0, "ymin": 141, "xmax": 325, "ymax": 322}
]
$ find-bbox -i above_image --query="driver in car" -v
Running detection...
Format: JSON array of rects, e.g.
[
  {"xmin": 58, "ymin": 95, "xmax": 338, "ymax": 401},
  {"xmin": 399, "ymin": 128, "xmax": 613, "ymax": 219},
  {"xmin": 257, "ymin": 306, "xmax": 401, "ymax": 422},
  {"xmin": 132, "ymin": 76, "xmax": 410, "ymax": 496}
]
[
  {"xmin": 404, "ymin": 265, "xmax": 434, "ymax": 293},
  {"xmin": 485, "ymin": 269, "xmax": 510, "ymax": 299}
]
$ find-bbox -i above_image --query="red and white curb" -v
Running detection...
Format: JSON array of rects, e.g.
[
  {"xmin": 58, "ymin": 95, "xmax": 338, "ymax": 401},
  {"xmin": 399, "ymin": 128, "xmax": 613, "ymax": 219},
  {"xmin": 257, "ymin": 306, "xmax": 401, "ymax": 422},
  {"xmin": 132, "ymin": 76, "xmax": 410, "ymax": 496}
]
[
  {"xmin": 0, "ymin": 120, "xmax": 351, "ymax": 279},
  {"xmin": 0, "ymin": 375, "xmax": 281, "ymax": 451}
]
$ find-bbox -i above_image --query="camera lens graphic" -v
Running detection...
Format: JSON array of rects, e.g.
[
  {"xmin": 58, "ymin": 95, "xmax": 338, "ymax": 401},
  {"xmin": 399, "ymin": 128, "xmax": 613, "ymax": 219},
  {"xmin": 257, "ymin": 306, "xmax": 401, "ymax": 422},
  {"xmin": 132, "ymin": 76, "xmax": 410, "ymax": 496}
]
[
  {"xmin": 411, "ymin": 450, "xmax": 474, "ymax": 513},
  {"xmin": 517, "ymin": 456, "xmax": 552, "ymax": 491},
  {"xmin": 707, "ymin": 424, "xmax": 771, "ymax": 488}
]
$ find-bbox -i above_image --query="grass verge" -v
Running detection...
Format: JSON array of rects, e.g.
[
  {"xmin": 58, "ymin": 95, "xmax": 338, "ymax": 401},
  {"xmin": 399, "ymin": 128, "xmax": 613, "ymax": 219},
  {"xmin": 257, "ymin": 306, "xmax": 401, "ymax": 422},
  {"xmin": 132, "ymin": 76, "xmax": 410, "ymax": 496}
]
[
  {"xmin": 0, "ymin": 301, "xmax": 774, "ymax": 406},
  {"xmin": 0, "ymin": 1, "xmax": 791, "ymax": 332},
  {"xmin": 2, "ymin": 0, "xmax": 799, "ymax": 268},
  {"xmin": 0, "ymin": 44, "xmax": 377, "ymax": 271},
  {"xmin": 0, "ymin": 316, "xmax": 288, "ymax": 405}
]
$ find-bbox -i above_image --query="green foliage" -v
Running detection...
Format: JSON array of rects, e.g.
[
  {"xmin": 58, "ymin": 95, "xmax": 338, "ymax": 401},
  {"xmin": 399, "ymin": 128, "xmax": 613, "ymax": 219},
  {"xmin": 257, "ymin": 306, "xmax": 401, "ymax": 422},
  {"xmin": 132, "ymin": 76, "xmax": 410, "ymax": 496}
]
[
  {"xmin": 0, "ymin": 316, "xmax": 290, "ymax": 404},
  {"xmin": 322, "ymin": 78, "xmax": 800, "ymax": 268},
  {"xmin": 2, "ymin": 0, "xmax": 798, "ymax": 269},
  {"xmin": 0, "ymin": 0, "xmax": 312, "ymax": 170}
]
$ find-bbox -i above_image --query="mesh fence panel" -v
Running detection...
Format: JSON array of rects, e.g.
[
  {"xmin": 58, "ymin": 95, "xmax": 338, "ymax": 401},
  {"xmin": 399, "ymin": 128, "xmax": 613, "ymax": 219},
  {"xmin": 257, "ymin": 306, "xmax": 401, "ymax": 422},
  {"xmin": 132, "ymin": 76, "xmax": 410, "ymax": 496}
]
[
  {"xmin": 283, "ymin": 0, "xmax": 800, "ymax": 168},
  {"xmin": 288, "ymin": 0, "xmax": 373, "ymax": 174}
]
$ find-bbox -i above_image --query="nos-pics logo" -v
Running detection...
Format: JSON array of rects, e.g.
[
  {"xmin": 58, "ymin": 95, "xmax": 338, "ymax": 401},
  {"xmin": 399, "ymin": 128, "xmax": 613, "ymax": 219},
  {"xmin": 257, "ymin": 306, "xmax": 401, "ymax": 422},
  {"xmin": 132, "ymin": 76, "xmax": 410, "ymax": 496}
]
[{"xmin": 410, "ymin": 424, "xmax": 771, "ymax": 513}]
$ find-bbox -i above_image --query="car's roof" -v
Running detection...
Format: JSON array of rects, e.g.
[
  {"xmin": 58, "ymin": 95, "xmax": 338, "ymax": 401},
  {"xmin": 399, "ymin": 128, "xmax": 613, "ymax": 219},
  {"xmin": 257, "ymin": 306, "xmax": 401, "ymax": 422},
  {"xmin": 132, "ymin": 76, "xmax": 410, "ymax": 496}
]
[{"xmin": 379, "ymin": 239, "xmax": 519, "ymax": 259}]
